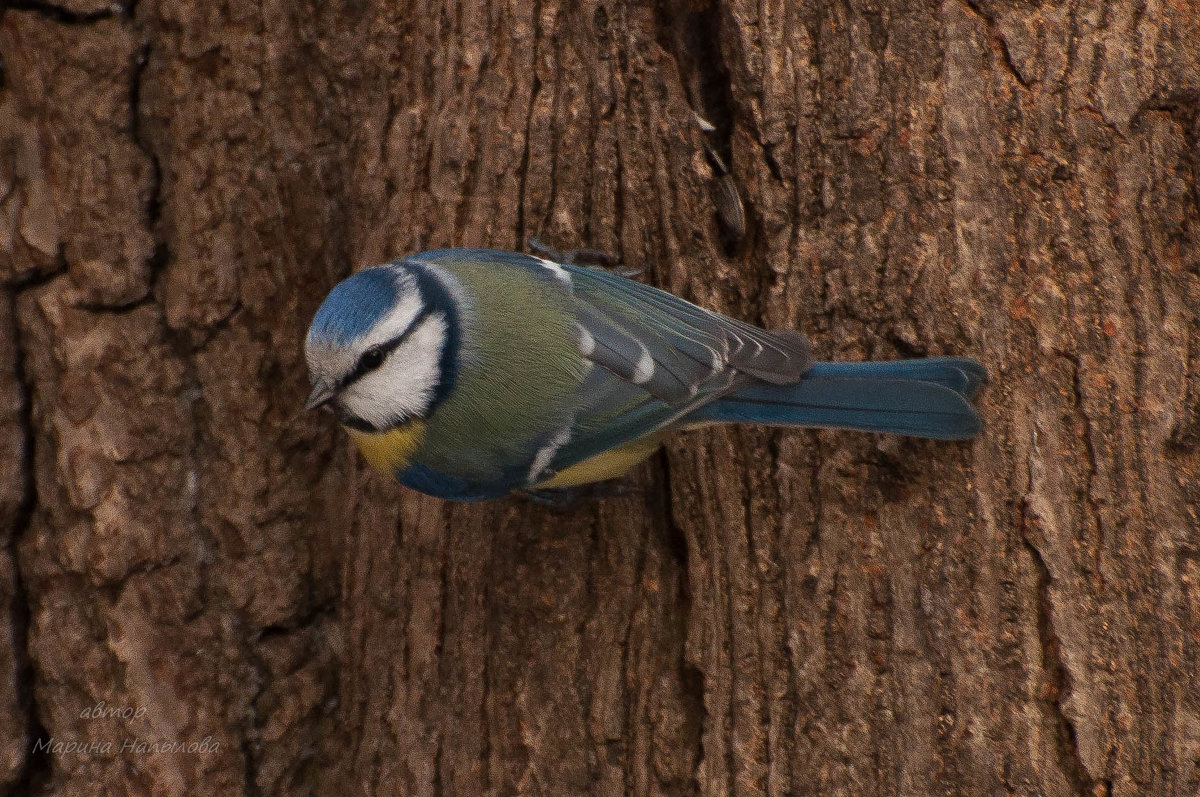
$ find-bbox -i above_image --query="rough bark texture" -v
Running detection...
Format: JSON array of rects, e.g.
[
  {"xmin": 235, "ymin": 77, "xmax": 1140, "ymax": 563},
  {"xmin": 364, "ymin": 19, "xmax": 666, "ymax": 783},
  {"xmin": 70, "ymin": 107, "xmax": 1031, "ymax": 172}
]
[{"xmin": 2, "ymin": 0, "xmax": 1199, "ymax": 794}]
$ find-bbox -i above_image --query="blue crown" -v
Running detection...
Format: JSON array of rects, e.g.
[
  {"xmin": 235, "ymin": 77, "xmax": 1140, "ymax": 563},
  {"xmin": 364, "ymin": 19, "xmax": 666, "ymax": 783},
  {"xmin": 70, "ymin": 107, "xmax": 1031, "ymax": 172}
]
[{"xmin": 308, "ymin": 266, "xmax": 400, "ymax": 345}]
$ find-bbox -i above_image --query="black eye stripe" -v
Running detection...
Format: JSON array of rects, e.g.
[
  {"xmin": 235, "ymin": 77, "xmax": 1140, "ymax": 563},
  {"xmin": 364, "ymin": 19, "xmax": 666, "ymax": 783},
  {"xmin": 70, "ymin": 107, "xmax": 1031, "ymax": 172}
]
[{"xmin": 341, "ymin": 309, "xmax": 433, "ymax": 389}]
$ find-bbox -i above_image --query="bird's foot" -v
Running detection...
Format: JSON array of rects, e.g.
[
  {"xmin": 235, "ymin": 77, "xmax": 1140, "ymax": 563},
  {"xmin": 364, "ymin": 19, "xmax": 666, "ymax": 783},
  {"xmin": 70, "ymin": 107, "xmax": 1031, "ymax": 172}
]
[
  {"xmin": 519, "ymin": 480, "xmax": 640, "ymax": 509},
  {"xmin": 527, "ymin": 236, "xmax": 643, "ymax": 277}
]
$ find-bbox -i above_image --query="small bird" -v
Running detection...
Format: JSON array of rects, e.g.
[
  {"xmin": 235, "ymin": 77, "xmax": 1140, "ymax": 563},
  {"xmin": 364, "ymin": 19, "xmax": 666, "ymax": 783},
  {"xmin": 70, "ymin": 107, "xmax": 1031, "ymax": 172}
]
[{"xmin": 304, "ymin": 248, "xmax": 985, "ymax": 502}]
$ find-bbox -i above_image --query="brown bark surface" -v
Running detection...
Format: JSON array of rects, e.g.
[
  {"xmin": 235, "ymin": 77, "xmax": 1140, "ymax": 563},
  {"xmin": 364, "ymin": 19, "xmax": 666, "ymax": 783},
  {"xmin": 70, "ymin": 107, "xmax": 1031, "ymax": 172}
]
[{"xmin": 2, "ymin": 0, "xmax": 1199, "ymax": 794}]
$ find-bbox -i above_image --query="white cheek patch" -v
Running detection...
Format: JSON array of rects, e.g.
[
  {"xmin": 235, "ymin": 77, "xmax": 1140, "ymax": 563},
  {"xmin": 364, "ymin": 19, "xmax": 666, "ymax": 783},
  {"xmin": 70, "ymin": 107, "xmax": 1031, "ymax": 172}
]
[{"xmin": 340, "ymin": 314, "xmax": 447, "ymax": 428}]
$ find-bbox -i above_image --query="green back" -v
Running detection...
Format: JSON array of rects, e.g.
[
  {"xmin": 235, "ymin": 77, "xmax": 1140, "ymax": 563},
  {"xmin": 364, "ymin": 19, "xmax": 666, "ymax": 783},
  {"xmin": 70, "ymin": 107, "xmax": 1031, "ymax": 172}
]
[{"xmin": 411, "ymin": 252, "xmax": 588, "ymax": 481}]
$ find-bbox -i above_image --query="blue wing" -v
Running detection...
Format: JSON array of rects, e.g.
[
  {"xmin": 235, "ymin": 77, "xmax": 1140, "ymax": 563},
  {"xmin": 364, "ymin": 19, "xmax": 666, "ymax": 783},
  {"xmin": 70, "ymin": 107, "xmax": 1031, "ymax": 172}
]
[
  {"xmin": 562, "ymin": 262, "xmax": 813, "ymax": 402},
  {"xmin": 535, "ymin": 260, "xmax": 816, "ymax": 481}
]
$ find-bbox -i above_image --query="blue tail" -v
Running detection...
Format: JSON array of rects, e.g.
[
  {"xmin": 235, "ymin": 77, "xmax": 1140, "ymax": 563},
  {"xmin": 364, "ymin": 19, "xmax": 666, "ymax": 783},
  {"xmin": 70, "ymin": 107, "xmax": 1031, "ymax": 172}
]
[{"xmin": 688, "ymin": 357, "xmax": 985, "ymax": 440}]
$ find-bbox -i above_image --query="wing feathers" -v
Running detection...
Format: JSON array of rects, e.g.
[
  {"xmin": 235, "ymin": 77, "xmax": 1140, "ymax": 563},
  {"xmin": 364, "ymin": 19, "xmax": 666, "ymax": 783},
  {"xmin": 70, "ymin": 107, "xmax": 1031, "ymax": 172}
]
[
  {"xmin": 574, "ymin": 306, "xmax": 697, "ymax": 402},
  {"xmin": 565, "ymin": 264, "xmax": 813, "ymax": 400}
]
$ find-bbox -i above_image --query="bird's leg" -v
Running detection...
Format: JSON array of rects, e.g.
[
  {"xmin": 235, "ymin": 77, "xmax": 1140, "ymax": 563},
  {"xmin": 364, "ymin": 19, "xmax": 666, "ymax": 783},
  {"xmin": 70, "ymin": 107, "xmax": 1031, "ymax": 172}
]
[
  {"xmin": 527, "ymin": 236, "xmax": 643, "ymax": 277},
  {"xmin": 527, "ymin": 236, "xmax": 615, "ymax": 266},
  {"xmin": 519, "ymin": 479, "xmax": 640, "ymax": 509}
]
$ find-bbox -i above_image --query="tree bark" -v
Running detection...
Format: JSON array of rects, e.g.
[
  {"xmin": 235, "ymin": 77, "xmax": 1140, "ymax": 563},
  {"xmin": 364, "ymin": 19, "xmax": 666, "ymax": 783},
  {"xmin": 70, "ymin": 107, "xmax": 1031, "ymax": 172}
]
[{"xmin": 2, "ymin": 0, "xmax": 1199, "ymax": 794}]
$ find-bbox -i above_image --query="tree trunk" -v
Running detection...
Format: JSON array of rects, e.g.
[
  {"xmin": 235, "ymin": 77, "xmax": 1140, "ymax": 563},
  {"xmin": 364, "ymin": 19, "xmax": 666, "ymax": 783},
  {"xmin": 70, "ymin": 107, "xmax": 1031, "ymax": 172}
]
[{"xmin": 2, "ymin": 0, "xmax": 1199, "ymax": 794}]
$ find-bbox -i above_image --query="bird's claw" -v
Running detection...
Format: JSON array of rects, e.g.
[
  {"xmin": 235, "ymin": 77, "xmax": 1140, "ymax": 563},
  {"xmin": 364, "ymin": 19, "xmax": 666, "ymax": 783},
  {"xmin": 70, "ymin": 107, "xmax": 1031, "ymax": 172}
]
[
  {"xmin": 519, "ymin": 480, "xmax": 640, "ymax": 509},
  {"xmin": 527, "ymin": 236, "xmax": 643, "ymax": 277}
]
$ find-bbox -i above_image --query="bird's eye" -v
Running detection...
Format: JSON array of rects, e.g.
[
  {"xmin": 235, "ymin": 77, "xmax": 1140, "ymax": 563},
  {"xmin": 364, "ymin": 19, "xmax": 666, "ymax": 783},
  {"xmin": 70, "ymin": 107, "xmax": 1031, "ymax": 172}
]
[{"xmin": 358, "ymin": 346, "xmax": 387, "ymax": 373}]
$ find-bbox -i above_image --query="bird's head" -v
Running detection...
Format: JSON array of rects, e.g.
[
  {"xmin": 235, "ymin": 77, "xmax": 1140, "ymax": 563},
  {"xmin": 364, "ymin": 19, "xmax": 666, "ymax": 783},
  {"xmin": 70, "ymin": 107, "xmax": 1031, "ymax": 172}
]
[{"xmin": 304, "ymin": 261, "xmax": 460, "ymax": 431}]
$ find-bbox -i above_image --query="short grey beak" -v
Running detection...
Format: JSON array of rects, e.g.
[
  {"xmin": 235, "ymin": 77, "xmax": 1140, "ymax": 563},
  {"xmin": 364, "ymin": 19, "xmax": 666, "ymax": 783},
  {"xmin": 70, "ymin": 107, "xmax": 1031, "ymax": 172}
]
[{"xmin": 304, "ymin": 380, "xmax": 336, "ymax": 411}]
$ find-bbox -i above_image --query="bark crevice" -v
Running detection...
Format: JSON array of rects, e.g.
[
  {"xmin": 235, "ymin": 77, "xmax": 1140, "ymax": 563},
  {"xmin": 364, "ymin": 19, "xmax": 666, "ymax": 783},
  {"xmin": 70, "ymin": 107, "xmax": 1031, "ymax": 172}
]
[
  {"xmin": 4, "ymin": 0, "xmax": 118, "ymax": 26},
  {"xmin": 1020, "ymin": 501, "xmax": 1100, "ymax": 794},
  {"xmin": 961, "ymin": 0, "xmax": 1034, "ymax": 90},
  {"xmin": 6, "ymin": 291, "xmax": 48, "ymax": 795},
  {"xmin": 514, "ymin": 0, "xmax": 544, "ymax": 244}
]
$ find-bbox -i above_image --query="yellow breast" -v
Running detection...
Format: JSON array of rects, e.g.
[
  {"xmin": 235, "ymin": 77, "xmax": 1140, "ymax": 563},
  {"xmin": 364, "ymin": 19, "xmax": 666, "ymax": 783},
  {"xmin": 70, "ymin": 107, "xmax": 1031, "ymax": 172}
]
[
  {"xmin": 532, "ymin": 433, "xmax": 665, "ymax": 489},
  {"xmin": 346, "ymin": 421, "xmax": 426, "ymax": 475}
]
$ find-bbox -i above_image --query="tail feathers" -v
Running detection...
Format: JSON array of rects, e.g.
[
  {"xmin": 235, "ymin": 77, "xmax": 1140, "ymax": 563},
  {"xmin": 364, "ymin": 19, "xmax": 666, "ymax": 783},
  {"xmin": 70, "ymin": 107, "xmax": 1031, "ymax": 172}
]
[
  {"xmin": 690, "ymin": 358, "xmax": 986, "ymax": 440},
  {"xmin": 804, "ymin": 356, "xmax": 987, "ymax": 399}
]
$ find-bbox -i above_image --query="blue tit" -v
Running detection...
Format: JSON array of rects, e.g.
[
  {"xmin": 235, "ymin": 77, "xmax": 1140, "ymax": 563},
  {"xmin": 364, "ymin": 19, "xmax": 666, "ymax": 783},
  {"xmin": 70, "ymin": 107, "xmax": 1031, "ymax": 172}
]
[{"xmin": 304, "ymin": 249, "xmax": 986, "ymax": 502}]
